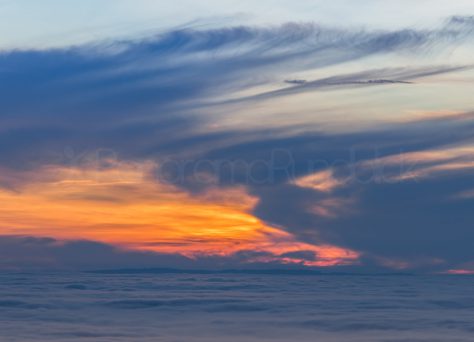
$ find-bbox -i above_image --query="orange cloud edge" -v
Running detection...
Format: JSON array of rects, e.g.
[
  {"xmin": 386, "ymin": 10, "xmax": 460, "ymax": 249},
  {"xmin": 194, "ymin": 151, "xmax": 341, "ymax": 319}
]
[{"xmin": 0, "ymin": 160, "xmax": 360, "ymax": 268}]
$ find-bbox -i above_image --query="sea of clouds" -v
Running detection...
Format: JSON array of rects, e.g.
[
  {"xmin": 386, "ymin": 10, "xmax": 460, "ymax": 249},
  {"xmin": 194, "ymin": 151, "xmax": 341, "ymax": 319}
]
[{"xmin": 0, "ymin": 272, "xmax": 473, "ymax": 341}]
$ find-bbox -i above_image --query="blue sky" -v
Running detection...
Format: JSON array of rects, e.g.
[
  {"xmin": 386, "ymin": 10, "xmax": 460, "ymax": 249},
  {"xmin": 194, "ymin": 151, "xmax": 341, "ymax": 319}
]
[{"xmin": 2, "ymin": 0, "xmax": 474, "ymax": 48}]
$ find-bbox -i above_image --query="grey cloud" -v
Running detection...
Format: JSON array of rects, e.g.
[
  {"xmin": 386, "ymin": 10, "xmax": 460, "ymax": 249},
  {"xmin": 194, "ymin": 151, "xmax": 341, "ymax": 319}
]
[
  {"xmin": 227, "ymin": 65, "xmax": 470, "ymax": 103},
  {"xmin": 222, "ymin": 66, "xmax": 466, "ymax": 102},
  {"xmin": 1, "ymin": 19, "xmax": 474, "ymax": 172},
  {"xmin": 0, "ymin": 236, "xmax": 192, "ymax": 270},
  {"xmin": 2, "ymin": 18, "xmax": 474, "ymax": 271},
  {"xmin": 0, "ymin": 236, "xmax": 324, "ymax": 271},
  {"xmin": 172, "ymin": 113, "xmax": 474, "ymax": 271}
]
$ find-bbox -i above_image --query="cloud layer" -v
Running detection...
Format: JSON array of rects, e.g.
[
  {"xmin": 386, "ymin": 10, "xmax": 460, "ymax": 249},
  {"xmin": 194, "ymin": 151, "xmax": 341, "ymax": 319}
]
[{"xmin": 1, "ymin": 18, "xmax": 474, "ymax": 272}]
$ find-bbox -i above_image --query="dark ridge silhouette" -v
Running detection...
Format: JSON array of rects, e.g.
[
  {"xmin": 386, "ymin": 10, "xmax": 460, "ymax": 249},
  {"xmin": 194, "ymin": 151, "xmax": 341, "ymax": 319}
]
[{"xmin": 88, "ymin": 268, "xmax": 414, "ymax": 276}]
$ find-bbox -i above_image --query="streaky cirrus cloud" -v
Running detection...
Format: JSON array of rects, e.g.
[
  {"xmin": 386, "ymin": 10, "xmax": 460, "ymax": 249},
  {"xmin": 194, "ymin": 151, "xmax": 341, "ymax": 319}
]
[{"xmin": 1, "ymin": 17, "xmax": 474, "ymax": 272}]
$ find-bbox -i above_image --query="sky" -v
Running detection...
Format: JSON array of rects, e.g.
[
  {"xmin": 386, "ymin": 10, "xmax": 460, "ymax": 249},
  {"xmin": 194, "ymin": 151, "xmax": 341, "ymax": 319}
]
[{"xmin": 1, "ymin": 2, "xmax": 474, "ymax": 273}]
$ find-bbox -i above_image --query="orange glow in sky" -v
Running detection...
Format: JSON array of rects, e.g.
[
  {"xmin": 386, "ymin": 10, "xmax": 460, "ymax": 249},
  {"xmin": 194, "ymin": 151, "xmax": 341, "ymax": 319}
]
[{"xmin": 0, "ymin": 161, "xmax": 359, "ymax": 267}]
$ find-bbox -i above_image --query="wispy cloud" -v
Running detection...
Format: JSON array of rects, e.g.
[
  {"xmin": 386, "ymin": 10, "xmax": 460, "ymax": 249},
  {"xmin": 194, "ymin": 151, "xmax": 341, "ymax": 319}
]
[{"xmin": 1, "ymin": 18, "xmax": 474, "ymax": 271}]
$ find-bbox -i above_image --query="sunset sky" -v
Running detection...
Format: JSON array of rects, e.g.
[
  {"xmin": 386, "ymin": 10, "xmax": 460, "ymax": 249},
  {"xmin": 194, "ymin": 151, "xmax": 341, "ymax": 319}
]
[{"xmin": 1, "ymin": 1, "xmax": 474, "ymax": 273}]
